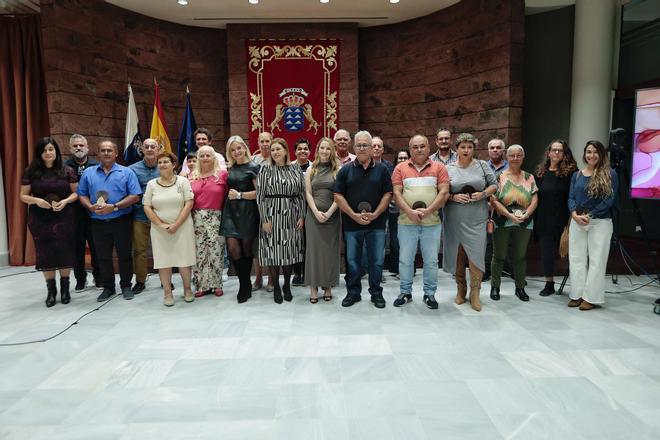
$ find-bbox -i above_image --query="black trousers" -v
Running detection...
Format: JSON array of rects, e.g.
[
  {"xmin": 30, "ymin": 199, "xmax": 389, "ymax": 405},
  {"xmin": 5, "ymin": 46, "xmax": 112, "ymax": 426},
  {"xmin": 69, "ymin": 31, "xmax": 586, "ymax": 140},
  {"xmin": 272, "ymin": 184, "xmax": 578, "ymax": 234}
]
[
  {"xmin": 73, "ymin": 210, "xmax": 99, "ymax": 283},
  {"xmin": 539, "ymin": 235, "xmax": 559, "ymax": 278},
  {"xmin": 91, "ymin": 214, "xmax": 133, "ymax": 290}
]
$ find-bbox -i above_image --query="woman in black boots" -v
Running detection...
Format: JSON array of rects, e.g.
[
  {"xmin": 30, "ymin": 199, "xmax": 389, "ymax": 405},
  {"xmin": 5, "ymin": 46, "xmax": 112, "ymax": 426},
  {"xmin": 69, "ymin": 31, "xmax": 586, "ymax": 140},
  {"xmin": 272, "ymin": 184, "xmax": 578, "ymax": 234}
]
[
  {"xmin": 20, "ymin": 137, "xmax": 79, "ymax": 307},
  {"xmin": 220, "ymin": 136, "xmax": 260, "ymax": 303}
]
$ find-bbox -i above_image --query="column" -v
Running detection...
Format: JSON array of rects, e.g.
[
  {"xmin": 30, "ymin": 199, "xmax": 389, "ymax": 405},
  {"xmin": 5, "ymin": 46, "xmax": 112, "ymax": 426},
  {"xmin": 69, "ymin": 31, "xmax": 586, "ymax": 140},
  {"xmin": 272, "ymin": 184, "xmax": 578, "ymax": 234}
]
[{"xmin": 568, "ymin": 0, "xmax": 618, "ymax": 162}]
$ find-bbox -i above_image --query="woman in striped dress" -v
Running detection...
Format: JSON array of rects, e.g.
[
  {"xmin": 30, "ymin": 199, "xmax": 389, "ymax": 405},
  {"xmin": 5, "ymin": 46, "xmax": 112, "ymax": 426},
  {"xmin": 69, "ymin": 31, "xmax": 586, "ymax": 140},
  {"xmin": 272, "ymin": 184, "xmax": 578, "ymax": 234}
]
[{"xmin": 256, "ymin": 138, "xmax": 306, "ymax": 304}]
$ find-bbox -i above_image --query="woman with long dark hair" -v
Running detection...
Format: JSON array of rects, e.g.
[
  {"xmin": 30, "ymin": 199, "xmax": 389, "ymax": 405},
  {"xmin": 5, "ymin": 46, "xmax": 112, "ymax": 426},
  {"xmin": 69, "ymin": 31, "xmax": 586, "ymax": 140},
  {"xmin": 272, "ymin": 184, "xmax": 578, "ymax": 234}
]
[
  {"xmin": 534, "ymin": 140, "xmax": 577, "ymax": 296},
  {"xmin": 20, "ymin": 137, "xmax": 79, "ymax": 307},
  {"xmin": 567, "ymin": 140, "xmax": 618, "ymax": 310}
]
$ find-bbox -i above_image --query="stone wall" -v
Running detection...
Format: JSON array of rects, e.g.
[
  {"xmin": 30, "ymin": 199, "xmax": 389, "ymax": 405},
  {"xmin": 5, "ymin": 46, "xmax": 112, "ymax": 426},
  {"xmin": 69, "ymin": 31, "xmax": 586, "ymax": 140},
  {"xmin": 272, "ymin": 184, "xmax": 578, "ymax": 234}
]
[
  {"xmin": 359, "ymin": 0, "xmax": 525, "ymax": 157},
  {"xmin": 40, "ymin": 0, "xmax": 229, "ymax": 157}
]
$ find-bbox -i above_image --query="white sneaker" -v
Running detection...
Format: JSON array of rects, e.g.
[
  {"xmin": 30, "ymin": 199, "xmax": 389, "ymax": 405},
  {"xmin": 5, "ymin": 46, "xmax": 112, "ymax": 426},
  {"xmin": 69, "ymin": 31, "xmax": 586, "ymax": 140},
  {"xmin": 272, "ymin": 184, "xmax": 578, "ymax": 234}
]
[{"xmin": 222, "ymin": 270, "xmax": 228, "ymax": 282}]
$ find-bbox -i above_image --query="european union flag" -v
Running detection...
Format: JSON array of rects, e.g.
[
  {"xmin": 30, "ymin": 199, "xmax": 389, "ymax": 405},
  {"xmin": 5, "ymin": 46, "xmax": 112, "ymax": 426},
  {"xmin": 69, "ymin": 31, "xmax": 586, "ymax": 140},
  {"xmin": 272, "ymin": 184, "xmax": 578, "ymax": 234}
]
[{"xmin": 177, "ymin": 87, "xmax": 198, "ymax": 164}]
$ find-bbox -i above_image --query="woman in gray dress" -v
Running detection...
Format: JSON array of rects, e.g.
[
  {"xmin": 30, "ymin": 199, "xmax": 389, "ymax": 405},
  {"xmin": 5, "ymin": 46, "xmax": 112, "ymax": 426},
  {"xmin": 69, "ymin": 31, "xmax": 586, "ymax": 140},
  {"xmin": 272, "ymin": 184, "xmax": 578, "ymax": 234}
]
[
  {"xmin": 304, "ymin": 137, "xmax": 341, "ymax": 303},
  {"xmin": 443, "ymin": 133, "xmax": 498, "ymax": 311}
]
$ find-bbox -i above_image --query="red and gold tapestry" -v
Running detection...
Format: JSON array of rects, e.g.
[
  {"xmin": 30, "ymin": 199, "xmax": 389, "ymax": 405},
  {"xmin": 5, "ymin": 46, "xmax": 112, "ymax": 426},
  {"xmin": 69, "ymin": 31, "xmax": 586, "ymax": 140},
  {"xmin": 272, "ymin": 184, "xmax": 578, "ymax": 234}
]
[{"xmin": 246, "ymin": 39, "xmax": 340, "ymax": 158}]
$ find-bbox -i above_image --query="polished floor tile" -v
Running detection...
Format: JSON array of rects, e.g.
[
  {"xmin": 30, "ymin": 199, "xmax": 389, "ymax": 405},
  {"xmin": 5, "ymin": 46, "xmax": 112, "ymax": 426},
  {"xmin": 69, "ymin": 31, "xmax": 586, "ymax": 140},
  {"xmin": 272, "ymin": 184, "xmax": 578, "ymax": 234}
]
[{"xmin": 0, "ymin": 266, "xmax": 659, "ymax": 439}]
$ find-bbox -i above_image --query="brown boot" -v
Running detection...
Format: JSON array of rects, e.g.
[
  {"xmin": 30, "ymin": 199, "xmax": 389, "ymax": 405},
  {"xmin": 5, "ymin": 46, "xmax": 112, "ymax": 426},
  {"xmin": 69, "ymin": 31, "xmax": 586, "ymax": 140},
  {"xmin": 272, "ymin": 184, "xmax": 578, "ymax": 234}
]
[
  {"xmin": 469, "ymin": 271, "xmax": 482, "ymax": 312},
  {"xmin": 579, "ymin": 300, "xmax": 594, "ymax": 311},
  {"xmin": 568, "ymin": 298, "xmax": 583, "ymax": 307},
  {"xmin": 455, "ymin": 269, "xmax": 467, "ymax": 305}
]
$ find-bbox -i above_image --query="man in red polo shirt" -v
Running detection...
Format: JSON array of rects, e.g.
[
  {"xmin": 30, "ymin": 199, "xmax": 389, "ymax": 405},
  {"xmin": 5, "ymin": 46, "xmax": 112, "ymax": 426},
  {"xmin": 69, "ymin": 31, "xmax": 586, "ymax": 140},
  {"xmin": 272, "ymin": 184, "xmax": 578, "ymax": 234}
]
[{"xmin": 391, "ymin": 134, "xmax": 450, "ymax": 309}]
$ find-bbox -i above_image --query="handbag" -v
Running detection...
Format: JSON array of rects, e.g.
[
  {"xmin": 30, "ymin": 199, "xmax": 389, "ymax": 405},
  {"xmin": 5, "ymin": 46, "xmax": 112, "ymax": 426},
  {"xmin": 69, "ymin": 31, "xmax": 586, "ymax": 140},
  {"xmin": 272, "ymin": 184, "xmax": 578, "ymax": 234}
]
[{"xmin": 559, "ymin": 224, "xmax": 570, "ymax": 259}]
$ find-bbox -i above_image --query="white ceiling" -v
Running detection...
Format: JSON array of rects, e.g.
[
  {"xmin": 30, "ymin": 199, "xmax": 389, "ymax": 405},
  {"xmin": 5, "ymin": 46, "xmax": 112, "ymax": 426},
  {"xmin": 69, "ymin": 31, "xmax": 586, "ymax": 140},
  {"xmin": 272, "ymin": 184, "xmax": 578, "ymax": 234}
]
[{"xmin": 105, "ymin": 0, "xmax": 462, "ymax": 28}]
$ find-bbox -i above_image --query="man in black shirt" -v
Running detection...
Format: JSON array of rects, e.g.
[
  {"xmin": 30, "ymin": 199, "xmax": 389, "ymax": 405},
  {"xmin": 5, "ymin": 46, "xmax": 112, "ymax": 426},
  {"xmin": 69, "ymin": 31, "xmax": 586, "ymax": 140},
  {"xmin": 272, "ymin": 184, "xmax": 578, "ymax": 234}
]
[
  {"xmin": 64, "ymin": 134, "xmax": 100, "ymax": 291},
  {"xmin": 334, "ymin": 130, "xmax": 392, "ymax": 308}
]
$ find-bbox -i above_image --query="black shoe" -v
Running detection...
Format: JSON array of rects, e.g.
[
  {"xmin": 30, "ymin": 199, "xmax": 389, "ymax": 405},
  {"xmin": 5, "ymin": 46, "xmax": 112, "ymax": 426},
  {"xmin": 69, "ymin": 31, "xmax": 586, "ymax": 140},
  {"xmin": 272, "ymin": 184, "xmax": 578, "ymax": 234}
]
[
  {"xmin": 341, "ymin": 294, "xmax": 361, "ymax": 307},
  {"xmin": 393, "ymin": 293, "xmax": 412, "ymax": 307},
  {"xmin": 45, "ymin": 279, "xmax": 57, "ymax": 308},
  {"xmin": 283, "ymin": 285, "xmax": 293, "ymax": 302},
  {"xmin": 539, "ymin": 281, "xmax": 555, "ymax": 297},
  {"xmin": 273, "ymin": 285, "xmax": 283, "ymax": 304},
  {"xmin": 371, "ymin": 294, "xmax": 386, "ymax": 309},
  {"xmin": 60, "ymin": 277, "xmax": 71, "ymax": 305},
  {"xmin": 490, "ymin": 286, "xmax": 500, "ymax": 301},
  {"xmin": 515, "ymin": 288, "xmax": 530, "ymax": 302},
  {"xmin": 122, "ymin": 286, "xmax": 134, "ymax": 300},
  {"xmin": 74, "ymin": 279, "xmax": 87, "ymax": 292},
  {"xmin": 132, "ymin": 282, "xmax": 146, "ymax": 294},
  {"xmin": 423, "ymin": 294, "xmax": 439, "ymax": 309},
  {"xmin": 97, "ymin": 288, "xmax": 115, "ymax": 302},
  {"xmin": 291, "ymin": 276, "xmax": 304, "ymax": 286}
]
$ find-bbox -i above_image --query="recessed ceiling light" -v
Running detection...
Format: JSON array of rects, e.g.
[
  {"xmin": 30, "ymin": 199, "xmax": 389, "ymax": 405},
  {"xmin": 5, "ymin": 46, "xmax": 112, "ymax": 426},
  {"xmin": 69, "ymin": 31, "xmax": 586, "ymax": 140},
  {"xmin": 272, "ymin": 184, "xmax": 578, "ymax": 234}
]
[
  {"xmin": 177, "ymin": 0, "xmax": 188, "ymax": 5},
  {"xmin": 320, "ymin": 0, "xmax": 330, "ymax": 3},
  {"xmin": 390, "ymin": 0, "xmax": 400, "ymax": 3},
  {"xmin": 249, "ymin": 0, "xmax": 259, "ymax": 4}
]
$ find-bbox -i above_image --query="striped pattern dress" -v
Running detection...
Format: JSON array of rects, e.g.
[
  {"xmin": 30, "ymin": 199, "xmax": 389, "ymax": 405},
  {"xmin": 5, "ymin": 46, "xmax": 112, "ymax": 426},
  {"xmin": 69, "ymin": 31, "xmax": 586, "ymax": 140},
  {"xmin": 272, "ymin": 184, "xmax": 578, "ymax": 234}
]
[{"xmin": 256, "ymin": 163, "xmax": 306, "ymax": 266}]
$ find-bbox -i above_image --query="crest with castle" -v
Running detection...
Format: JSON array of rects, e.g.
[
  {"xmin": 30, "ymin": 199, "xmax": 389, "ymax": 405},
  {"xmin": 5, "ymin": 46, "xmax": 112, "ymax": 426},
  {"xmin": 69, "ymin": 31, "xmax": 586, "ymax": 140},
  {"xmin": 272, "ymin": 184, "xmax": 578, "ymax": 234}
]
[{"xmin": 269, "ymin": 88, "xmax": 319, "ymax": 134}]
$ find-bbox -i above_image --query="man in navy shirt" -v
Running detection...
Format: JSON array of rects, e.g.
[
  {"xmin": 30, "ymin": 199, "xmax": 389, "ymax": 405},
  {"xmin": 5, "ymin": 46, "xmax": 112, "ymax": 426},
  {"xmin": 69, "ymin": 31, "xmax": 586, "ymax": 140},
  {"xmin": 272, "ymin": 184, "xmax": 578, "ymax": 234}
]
[
  {"xmin": 65, "ymin": 134, "xmax": 100, "ymax": 291},
  {"xmin": 334, "ymin": 130, "xmax": 393, "ymax": 308},
  {"xmin": 78, "ymin": 140, "xmax": 141, "ymax": 301}
]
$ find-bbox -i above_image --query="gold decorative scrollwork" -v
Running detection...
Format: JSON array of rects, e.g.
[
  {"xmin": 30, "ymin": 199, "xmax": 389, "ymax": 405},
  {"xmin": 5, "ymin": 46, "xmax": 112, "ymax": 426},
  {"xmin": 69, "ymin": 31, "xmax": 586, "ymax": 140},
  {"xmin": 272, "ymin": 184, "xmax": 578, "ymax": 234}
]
[
  {"xmin": 326, "ymin": 91, "xmax": 337, "ymax": 131},
  {"xmin": 249, "ymin": 92, "xmax": 262, "ymax": 132},
  {"xmin": 248, "ymin": 44, "xmax": 338, "ymax": 74}
]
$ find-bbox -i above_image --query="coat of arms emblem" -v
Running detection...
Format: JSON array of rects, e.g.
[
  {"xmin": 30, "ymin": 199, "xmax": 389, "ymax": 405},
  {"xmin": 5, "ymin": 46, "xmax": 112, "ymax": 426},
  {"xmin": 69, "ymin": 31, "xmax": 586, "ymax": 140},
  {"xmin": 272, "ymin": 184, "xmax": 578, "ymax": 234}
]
[{"xmin": 269, "ymin": 89, "xmax": 319, "ymax": 134}]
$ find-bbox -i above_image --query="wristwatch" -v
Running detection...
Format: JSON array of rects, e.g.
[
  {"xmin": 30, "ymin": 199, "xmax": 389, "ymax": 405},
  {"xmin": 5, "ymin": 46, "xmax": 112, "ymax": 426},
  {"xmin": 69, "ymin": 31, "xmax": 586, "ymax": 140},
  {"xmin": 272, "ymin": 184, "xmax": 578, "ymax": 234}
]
[
  {"xmin": 237, "ymin": 192, "xmax": 242, "ymax": 200},
  {"xmin": 112, "ymin": 204, "xmax": 119, "ymax": 212}
]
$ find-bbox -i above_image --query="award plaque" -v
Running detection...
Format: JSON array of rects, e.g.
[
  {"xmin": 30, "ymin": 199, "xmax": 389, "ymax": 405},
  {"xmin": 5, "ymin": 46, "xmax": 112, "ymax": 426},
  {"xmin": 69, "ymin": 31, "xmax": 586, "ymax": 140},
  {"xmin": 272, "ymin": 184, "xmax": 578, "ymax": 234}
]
[
  {"xmin": 357, "ymin": 201, "xmax": 372, "ymax": 213},
  {"xmin": 411, "ymin": 201, "xmax": 427, "ymax": 209},
  {"xmin": 95, "ymin": 190, "xmax": 109, "ymax": 206}
]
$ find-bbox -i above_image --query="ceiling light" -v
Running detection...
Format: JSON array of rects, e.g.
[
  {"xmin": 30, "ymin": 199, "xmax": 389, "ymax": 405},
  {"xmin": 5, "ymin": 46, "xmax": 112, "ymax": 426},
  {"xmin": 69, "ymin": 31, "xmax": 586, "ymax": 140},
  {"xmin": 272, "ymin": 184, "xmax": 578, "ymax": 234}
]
[
  {"xmin": 320, "ymin": 0, "xmax": 330, "ymax": 3},
  {"xmin": 390, "ymin": 0, "xmax": 399, "ymax": 3},
  {"xmin": 249, "ymin": 0, "xmax": 259, "ymax": 4},
  {"xmin": 177, "ymin": 0, "xmax": 188, "ymax": 5}
]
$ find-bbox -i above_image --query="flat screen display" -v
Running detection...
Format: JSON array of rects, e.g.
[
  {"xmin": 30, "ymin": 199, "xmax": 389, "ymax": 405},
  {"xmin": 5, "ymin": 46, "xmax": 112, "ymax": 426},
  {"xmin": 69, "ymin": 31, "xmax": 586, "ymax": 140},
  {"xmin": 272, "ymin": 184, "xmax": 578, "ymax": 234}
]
[{"xmin": 631, "ymin": 87, "xmax": 660, "ymax": 199}]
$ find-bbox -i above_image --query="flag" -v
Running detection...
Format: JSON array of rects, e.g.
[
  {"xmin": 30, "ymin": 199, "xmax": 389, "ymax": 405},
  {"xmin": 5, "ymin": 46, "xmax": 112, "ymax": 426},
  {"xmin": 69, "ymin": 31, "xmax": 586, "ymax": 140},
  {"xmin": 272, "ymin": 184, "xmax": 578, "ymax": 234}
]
[
  {"xmin": 150, "ymin": 79, "xmax": 172, "ymax": 153},
  {"xmin": 177, "ymin": 85, "xmax": 198, "ymax": 163},
  {"xmin": 123, "ymin": 83, "xmax": 143, "ymax": 165}
]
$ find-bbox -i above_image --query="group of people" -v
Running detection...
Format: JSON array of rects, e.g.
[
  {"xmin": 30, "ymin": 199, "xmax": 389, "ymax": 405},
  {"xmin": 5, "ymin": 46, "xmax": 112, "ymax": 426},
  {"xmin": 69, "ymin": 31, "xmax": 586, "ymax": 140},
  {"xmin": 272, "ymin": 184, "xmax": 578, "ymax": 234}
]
[{"xmin": 20, "ymin": 126, "xmax": 617, "ymax": 312}]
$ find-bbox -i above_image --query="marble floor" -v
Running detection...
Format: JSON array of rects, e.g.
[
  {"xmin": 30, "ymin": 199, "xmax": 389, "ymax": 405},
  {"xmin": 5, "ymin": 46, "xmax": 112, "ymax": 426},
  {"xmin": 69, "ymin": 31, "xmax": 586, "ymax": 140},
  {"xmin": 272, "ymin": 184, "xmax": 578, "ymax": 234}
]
[{"xmin": 0, "ymin": 265, "xmax": 659, "ymax": 440}]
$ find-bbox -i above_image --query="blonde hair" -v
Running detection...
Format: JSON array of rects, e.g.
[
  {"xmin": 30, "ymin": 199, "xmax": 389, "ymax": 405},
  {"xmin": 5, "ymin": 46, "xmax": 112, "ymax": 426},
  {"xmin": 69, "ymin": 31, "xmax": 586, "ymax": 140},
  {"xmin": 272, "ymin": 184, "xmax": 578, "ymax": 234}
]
[
  {"xmin": 309, "ymin": 137, "xmax": 340, "ymax": 179},
  {"xmin": 268, "ymin": 137, "xmax": 291, "ymax": 165},
  {"xmin": 192, "ymin": 145, "xmax": 220, "ymax": 180},
  {"xmin": 226, "ymin": 135, "xmax": 252, "ymax": 168}
]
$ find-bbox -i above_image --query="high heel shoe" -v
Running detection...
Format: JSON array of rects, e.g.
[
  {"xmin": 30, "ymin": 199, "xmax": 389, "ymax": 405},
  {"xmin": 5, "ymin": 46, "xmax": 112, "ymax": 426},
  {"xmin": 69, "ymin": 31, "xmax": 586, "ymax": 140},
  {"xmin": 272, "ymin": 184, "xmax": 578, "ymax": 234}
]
[
  {"xmin": 273, "ymin": 285, "xmax": 283, "ymax": 304},
  {"xmin": 60, "ymin": 276, "xmax": 71, "ymax": 304},
  {"xmin": 283, "ymin": 284, "xmax": 293, "ymax": 302},
  {"xmin": 45, "ymin": 279, "xmax": 57, "ymax": 308}
]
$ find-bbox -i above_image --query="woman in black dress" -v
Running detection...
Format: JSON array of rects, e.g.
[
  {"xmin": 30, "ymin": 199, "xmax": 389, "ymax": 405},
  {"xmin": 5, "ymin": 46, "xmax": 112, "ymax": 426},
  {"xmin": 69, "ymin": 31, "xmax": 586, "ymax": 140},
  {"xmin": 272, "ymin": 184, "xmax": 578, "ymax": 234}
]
[
  {"xmin": 20, "ymin": 137, "xmax": 79, "ymax": 307},
  {"xmin": 534, "ymin": 139, "xmax": 577, "ymax": 296},
  {"xmin": 220, "ymin": 135, "xmax": 260, "ymax": 303}
]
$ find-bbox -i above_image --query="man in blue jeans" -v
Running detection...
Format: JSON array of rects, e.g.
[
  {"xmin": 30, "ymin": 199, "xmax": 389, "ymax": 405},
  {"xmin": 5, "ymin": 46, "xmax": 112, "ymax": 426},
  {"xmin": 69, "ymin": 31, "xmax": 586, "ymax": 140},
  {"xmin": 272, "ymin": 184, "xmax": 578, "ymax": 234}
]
[
  {"xmin": 391, "ymin": 134, "xmax": 450, "ymax": 309},
  {"xmin": 334, "ymin": 130, "xmax": 392, "ymax": 308}
]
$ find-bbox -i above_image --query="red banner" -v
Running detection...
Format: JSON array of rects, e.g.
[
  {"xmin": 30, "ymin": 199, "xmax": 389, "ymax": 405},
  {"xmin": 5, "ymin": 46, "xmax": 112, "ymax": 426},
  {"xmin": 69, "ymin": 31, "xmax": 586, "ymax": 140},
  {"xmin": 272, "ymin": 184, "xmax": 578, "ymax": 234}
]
[{"xmin": 246, "ymin": 39, "xmax": 340, "ymax": 158}]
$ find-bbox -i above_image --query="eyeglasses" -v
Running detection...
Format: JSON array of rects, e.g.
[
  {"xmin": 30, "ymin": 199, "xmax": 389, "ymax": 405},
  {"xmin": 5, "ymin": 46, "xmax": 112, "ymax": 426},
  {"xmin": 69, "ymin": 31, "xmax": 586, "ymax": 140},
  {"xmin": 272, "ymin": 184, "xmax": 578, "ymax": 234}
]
[
  {"xmin": 355, "ymin": 144, "xmax": 370, "ymax": 150},
  {"xmin": 143, "ymin": 144, "xmax": 159, "ymax": 150}
]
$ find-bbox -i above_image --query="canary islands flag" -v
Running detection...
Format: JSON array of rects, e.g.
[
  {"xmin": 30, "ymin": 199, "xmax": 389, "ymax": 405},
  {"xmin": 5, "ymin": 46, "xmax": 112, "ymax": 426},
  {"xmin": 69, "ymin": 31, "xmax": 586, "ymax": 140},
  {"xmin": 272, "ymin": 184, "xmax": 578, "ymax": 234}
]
[
  {"xmin": 123, "ymin": 83, "xmax": 143, "ymax": 165},
  {"xmin": 150, "ymin": 80, "xmax": 172, "ymax": 153}
]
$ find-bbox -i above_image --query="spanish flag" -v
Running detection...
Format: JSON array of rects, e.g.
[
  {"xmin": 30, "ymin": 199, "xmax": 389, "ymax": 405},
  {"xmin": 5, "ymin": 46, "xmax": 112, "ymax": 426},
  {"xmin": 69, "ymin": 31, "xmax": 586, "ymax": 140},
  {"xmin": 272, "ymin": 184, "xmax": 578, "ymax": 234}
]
[{"xmin": 150, "ymin": 79, "xmax": 172, "ymax": 153}]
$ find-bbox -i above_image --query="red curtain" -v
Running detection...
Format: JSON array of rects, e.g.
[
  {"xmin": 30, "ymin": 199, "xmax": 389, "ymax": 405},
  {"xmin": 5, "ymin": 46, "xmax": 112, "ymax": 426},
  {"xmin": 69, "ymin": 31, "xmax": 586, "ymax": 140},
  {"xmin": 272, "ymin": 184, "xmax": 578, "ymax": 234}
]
[
  {"xmin": 0, "ymin": 15, "xmax": 50, "ymax": 265},
  {"xmin": 246, "ymin": 40, "xmax": 340, "ymax": 158}
]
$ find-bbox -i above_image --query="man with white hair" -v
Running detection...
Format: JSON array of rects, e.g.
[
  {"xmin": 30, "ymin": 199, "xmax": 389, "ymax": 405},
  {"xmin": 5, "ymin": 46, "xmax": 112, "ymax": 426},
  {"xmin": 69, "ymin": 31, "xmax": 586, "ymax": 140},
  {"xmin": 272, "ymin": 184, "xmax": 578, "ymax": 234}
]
[
  {"xmin": 333, "ymin": 130, "xmax": 392, "ymax": 308},
  {"xmin": 334, "ymin": 129, "xmax": 356, "ymax": 166},
  {"xmin": 65, "ymin": 134, "xmax": 100, "ymax": 291}
]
